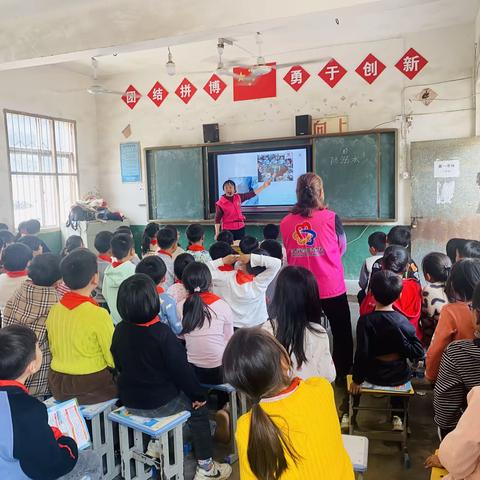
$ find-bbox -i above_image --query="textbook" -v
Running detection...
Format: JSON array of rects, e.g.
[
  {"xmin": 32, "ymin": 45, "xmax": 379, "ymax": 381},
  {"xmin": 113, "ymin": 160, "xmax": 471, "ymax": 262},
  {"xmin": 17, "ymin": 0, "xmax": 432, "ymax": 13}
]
[
  {"xmin": 46, "ymin": 398, "xmax": 91, "ymax": 450},
  {"xmin": 361, "ymin": 381, "xmax": 413, "ymax": 393}
]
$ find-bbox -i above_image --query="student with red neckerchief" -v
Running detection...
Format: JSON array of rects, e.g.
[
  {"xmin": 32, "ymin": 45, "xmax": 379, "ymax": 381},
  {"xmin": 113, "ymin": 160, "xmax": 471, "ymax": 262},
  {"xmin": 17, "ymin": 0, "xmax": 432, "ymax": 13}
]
[
  {"xmin": 167, "ymin": 253, "xmax": 195, "ymax": 304},
  {"xmin": 93, "ymin": 230, "xmax": 113, "ymax": 308},
  {"xmin": 186, "ymin": 223, "xmax": 212, "ymax": 264},
  {"xmin": 156, "ymin": 228, "xmax": 177, "ymax": 289}
]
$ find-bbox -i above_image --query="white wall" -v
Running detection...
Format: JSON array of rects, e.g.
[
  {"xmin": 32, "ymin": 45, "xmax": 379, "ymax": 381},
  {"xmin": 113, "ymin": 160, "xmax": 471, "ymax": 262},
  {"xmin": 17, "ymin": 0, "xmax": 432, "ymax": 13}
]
[
  {"xmin": 0, "ymin": 65, "xmax": 98, "ymax": 228},
  {"xmin": 96, "ymin": 23, "xmax": 475, "ymax": 225}
]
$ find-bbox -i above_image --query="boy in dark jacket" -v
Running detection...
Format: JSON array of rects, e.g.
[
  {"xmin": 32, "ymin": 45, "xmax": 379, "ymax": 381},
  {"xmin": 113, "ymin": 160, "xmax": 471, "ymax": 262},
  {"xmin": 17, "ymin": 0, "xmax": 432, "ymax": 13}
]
[{"xmin": 0, "ymin": 325, "xmax": 101, "ymax": 480}]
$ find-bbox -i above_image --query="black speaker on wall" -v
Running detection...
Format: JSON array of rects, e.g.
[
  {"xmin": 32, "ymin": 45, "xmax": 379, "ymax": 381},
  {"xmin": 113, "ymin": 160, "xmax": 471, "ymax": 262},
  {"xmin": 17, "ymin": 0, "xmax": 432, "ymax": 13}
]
[
  {"xmin": 203, "ymin": 123, "xmax": 220, "ymax": 143},
  {"xmin": 295, "ymin": 114, "xmax": 312, "ymax": 136}
]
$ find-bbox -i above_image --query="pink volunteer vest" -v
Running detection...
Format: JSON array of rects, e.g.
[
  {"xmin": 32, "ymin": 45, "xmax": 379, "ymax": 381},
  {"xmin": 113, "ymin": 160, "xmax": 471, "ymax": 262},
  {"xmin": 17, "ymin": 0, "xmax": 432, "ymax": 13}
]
[
  {"xmin": 216, "ymin": 194, "xmax": 246, "ymax": 231},
  {"xmin": 280, "ymin": 209, "xmax": 346, "ymax": 299}
]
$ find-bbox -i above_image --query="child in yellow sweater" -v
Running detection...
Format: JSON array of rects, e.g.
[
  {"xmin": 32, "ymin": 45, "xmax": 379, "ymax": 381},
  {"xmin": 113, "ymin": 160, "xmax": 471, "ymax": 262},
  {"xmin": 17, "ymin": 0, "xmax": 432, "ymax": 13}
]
[
  {"xmin": 46, "ymin": 248, "xmax": 117, "ymax": 404},
  {"xmin": 223, "ymin": 328, "xmax": 353, "ymax": 480}
]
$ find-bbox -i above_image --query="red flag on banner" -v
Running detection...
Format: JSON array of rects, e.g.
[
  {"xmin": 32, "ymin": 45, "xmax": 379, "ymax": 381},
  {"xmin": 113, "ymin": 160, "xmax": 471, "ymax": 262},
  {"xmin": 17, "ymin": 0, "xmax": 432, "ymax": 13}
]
[{"xmin": 233, "ymin": 62, "xmax": 276, "ymax": 101}]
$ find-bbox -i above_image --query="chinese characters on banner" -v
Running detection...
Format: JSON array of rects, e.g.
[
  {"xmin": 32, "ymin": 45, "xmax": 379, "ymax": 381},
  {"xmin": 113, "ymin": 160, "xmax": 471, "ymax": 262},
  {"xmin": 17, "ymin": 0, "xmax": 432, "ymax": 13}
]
[
  {"xmin": 121, "ymin": 49, "xmax": 428, "ymax": 107},
  {"xmin": 395, "ymin": 48, "xmax": 428, "ymax": 79},
  {"xmin": 147, "ymin": 81, "xmax": 169, "ymax": 107},
  {"xmin": 121, "ymin": 85, "xmax": 141, "ymax": 109},
  {"xmin": 318, "ymin": 59, "xmax": 347, "ymax": 88},
  {"xmin": 355, "ymin": 54, "xmax": 386, "ymax": 84},
  {"xmin": 313, "ymin": 116, "xmax": 349, "ymax": 135},
  {"xmin": 175, "ymin": 78, "xmax": 197, "ymax": 104},
  {"xmin": 203, "ymin": 74, "xmax": 227, "ymax": 100},
  {"xmin": 283, "ymin": 65, "xmax": 310, "ymax": 91}
]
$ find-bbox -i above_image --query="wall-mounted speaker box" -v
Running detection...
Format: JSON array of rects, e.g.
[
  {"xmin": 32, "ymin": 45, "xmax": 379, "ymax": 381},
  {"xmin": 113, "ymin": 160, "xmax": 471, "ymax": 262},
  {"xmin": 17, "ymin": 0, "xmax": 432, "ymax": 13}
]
[
  {"xmin": 203, "ymin": 123, "xmax": 220, "ymax": 143},
  {"xmin": 295, "ymin": 114, "xmax": 312, "ymax": 136}
]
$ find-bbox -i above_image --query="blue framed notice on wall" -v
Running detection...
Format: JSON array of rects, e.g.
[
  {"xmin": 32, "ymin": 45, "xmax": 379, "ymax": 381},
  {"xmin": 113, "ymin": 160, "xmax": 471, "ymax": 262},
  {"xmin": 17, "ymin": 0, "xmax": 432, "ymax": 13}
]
[{"xmin": 120, "ymin": 142, "xmax": 142, "ymax": 183}]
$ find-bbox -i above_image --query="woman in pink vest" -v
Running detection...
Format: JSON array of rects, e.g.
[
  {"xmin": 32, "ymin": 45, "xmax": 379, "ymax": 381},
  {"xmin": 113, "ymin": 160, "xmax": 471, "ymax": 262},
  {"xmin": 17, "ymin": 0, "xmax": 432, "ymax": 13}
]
[
  {"xmin": 280, "ymin": 173, "xmax": 353, "ymax": 384},
  {"xmin": 215, "ymin": 179, "xmax": 271, "ymax": 240}
]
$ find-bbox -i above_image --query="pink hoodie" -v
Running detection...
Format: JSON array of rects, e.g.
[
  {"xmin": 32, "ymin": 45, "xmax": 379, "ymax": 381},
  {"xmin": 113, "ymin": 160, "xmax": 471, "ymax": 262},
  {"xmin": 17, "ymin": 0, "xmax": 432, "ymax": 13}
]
[{"xmin": 439, "ymin": 386, "xmax": 480, "ymax": 480}]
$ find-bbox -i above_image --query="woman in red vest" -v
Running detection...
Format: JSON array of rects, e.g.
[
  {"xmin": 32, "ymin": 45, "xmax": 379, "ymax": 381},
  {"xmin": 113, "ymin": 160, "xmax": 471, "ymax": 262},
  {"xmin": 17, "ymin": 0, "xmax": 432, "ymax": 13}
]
[{"xmin": 215, "ymin": 179, "xmax": 271, "ymax": 240}]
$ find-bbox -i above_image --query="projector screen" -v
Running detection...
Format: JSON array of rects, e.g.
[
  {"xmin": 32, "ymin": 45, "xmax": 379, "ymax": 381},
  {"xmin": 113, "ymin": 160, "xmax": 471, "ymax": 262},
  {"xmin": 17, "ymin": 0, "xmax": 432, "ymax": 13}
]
[{"xmin": 215, "ymin": 147, "xmax": 310, "ymax": 209}]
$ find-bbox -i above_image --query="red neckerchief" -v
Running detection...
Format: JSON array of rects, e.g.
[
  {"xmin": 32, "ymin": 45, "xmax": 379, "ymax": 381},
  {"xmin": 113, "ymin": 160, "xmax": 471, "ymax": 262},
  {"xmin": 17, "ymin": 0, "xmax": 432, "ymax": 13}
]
[
  {"xmin": 156, "ymin": 286, "xmax": 165, "ymax": 294},
  {"xmin": 188, "ymin": 244, "xmax": 205, "ymax": 252},
  {"xmin": 6, "ymin": 270, "xmax": 28, "ymax": 278},
  {"xmin": 274, "ymin": 377, "xmax": 301, "ymax": 396},
  {"xmin": 158, "ymin": 249, "xmax": 172, "ymax": 258},
  {"xmin": 236, "ymin": 270, "xmax": 254, "ymax": 285},
  {"xmin": 136, "ymin": 316, "xmax": 161, "ymax": 327},
  {"xmin": 0, "ymin": 380, "xmax": 29, "ymax": 394},
  {"xmin": 98, "ymin": 254, "xmax": 112, "ymax": 263},
  {"xmin": 60, "ymin": 291, "xmax": 98, "ymax": 310},
  {"xmin": 199, "ymin": 292, "xmax": 221, "ymax": 305},
  {"xmin": 150, "ymin": 239, "xmax": 158, "ymax": 247},
  {"xmin": 175, "ymin": 279, "xmax": 183, "ymax": 284},
  {"xmin": 112, "ymin": 260, "xmax": 125, "ymax": 268},
  {"xmin": 219, "ymin": 265, "xmax": 234, "ymax": 272}
]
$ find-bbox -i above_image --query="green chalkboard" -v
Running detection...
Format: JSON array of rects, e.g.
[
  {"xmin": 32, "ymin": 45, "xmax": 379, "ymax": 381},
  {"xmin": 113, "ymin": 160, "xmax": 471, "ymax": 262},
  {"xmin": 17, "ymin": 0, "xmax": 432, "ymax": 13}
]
[
  {"xmin": 314, "ymin": 131, "xmax": 396, "ymax": 220},
  {"xmin": 146, "ymin": 147, "xmax": 204, "ymax": 220}
]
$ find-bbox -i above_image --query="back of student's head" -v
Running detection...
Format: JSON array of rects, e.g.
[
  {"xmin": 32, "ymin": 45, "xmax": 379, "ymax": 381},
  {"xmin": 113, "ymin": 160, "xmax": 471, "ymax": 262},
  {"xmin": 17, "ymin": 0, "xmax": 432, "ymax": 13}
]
[
  {"xmin": 246, "ymin": 248, "xmax": 270, "ymax": 276},
  {"xmin": 94, "ymin": 231, "xmax": 113, "ymax": 254},
  {"xmin": 117, "ymin": 273, "xmax": 160, "ymax": 325},
  {"xmin": 422, "ymin": 252, "xmax": 452, "ymax": 283},
  {"xmin": 240, "ymin": 235, "xmax": 259, "ymax": 254},
  {"xmin": 111, "ymin": 233, "xmax": 133, "ymax": 260},
  {"xmin": 61, "ymin": 248, "xmax": 97, "ymax": 290},
  {"xmin": 173, "ymin": 253, "xmax": 195, "ymax": 280},
  {"xmin": 263, "ymin": 224, "xmax": 280, "ymax": 240},
  {"xmin": 446, "ymin": 258, "xmax": 480, "ymax": 302},
  {"xmin": 164, "ymin": 225, "xmax": 180, "ymax": 246},
  {"xmin": 387, "ymin": 226, "xmax": 410, "ymax": 248},
  {"xmin": 17, "ymin": 235, "xmax": 42, "ymax": 253},
  {"xmin": 270, "ymin": 266, "xmax": 323, "ymax": 368},
  {"xmin": 135, "ymin": 256, "xmax": 166, "ymax": 285},
  {"xmin": 458, "ymin": 240, "xmax": 480, "ymax": 260},
  {"xmin": 0, "ymin": 325, "xmax": 37, "ymax": 380},
  {"xmin": 0, "ymin": 230, "xmax": 15, "ymax": 246},
  {"xmin": 156, "ymin": 228, "xmax": 176, "ymax": 250},
  {"xmin": 209, "ymin": 241, "xmax": 233, "ymax": 260},
  {"xmin": 260, "ymin": 239, "xmax": 283, "ymax": 261},
  {"xmin": 186, "ymin": 223, "xmax": 204, "ymax": 244},
  {"xmin": 382, "ymin": 245, "xmax": 410, "ymax": 275},
  {"xmin": 368, "ymin": 231, "xmax": 387, "ymax": 253},
  {"xmin": 61, "ymin": 235, "xmax": 84, "ymax": 258},
  {"xmin": 28, "ymin": 253, "xmax": 62, "ymax": 287},
  {"xmin": 115, "ymin": 225, "xmax": 133, "ymax": 237},
  {"xmin": 181, "ymin": 262, "xmax": 213, "ymax": 334},
  {"xmin": 223, "ymin": 328, "xmax": 298, "ymax": 480},
  {"xmin": 216, "ymin": 230, "xmax": 234, "ymax": 245},
  {"xmin": 141, "ymin": 222, "xmax": 160, "ymax": 254},
  {"xmin": 2, "ymin": 243, "xmax": 32, "ymax": 272},
  {"xmin": 446, "ymin": 238, "xmax": 468, "ymax": 264},
  {"xmin": 24, "ymin": 219, "xmax": 41, "ymax": 235},
  {"xmin": 370, "ymin": 270, "xmax": 403, "ymax": 306}
]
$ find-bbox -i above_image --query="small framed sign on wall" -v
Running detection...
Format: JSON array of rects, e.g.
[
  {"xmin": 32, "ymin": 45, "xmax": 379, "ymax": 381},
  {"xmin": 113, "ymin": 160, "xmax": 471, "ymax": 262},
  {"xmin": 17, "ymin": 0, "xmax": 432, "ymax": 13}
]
[{"xmin": 120, "ymin": 142, "xmax": 142, "ymax": 183}]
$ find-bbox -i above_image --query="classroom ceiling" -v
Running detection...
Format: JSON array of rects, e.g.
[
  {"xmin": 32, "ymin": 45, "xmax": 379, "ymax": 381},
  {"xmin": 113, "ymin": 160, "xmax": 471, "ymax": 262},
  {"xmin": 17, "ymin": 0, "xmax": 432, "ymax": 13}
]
[{"xmin": 58, "ymin": 0, "xmax": 479, "ymax": 79}]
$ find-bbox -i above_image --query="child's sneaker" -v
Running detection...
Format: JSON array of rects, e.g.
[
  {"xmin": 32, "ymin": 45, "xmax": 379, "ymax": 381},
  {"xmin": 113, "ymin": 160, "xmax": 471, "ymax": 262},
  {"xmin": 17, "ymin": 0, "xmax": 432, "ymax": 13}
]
[
  {"xmin": 340, "ymin": 413, "xmax": 350, "ymax": 431},
  {"xmin": 392, "ymin": 415, "xmax": 404, "ymax": 432},
  {"xmin": 194, "ymin": 461, "xmax": 232, "ymax": 479}
]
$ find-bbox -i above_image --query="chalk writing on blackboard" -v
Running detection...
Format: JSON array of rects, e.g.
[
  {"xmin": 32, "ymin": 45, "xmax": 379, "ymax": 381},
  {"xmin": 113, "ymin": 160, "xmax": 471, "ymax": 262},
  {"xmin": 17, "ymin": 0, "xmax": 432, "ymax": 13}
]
[{"xmin": 330, "ymin": 147, "xmax": 361, "ymax": 166}]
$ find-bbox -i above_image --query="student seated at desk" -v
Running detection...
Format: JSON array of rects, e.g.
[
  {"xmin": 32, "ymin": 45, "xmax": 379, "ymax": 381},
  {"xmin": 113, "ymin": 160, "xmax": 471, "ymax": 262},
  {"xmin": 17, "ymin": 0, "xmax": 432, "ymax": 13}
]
[
  {"xmin": 426, "ymin": 386, "xmax": 480, "ymax": 479},
  {"xmin": 457, "ymin": 240, "xmax": 480, "ymax": 260},
  {"xmin": 60, "ymin": 235, "xmax": 83, "ymax": 258},
  {"xmin": 216, "ymin": 230, "xmax": 234, "ymax": 246},
  {"xmin": 186, "ymin": 223, "xmax": 212, "ymax": 264},
  {"xmin": 0, "ymin": 325, "xmax": 102, "ymax": 480},
  {"xmin": 17, "ymin": 235, "xmax": 44, "ymax": 257},
  {"xmin": 263, "ymin": 223, "xmax": 287, "ymax": 263},
  {"xmin": 111, "ymin": 274, "xmax": 232, "ymax": 480},
  {"xmin": 167, "ymin": 252, "xmax": 195, "ymax": 304},
  {"xmin": 47, "ymin": 249, "xmax": 117, "ymax": 405},
  {"xmin": 350, "ymin": 271, "xmax": 424, "ymax": 432},
  {"xmin": 93, "ymin": 230, "xmax": 113, "ymax": 308},
  {"xmin": 141, "ymin": 222, "xmax": 160, "ymax": 258},
  {"xmin": 223, "ymin": 328, "xmax": 354, "ymax": 480},
  {"xmin": 265, "ymin": 266, "xmax": 335, "ymax": 382},
  {"xmin": 156, "ymin": 228, "xmax": 177, "ymax": 288},
  {"xmin": 21, "ymin": 218, "xmax": 51, "ymax": 253}
]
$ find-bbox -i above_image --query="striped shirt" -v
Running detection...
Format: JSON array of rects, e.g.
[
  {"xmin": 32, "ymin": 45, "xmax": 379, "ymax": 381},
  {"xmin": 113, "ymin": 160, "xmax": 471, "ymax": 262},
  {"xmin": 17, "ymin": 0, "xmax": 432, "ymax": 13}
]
[{"xmin": 434, "ymin": 339, "xmax": 480, "ymax": 430}]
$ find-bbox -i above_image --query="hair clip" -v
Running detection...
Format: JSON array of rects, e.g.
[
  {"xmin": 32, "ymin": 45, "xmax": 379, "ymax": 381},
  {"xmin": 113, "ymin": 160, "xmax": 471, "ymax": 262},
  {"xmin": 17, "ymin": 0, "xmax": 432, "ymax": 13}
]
[{"xmin": 194, "ymin": 286, "xmax": 201, "ymax": 292}]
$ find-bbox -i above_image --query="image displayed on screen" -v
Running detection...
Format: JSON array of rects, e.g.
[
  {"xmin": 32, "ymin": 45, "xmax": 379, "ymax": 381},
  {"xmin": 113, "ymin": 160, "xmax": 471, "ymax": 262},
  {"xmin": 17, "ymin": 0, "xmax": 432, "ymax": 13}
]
[{"xmin": 216, "ymin": 148, "xmax": 308, "ymax": 206}]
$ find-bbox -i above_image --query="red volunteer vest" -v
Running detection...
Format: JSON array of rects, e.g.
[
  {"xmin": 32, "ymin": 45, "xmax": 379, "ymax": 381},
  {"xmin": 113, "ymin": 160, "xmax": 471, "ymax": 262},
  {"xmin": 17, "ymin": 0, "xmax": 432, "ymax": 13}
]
[{"xmin": 216, "ymin": 194, "xmax": 245, "ymax": 231}]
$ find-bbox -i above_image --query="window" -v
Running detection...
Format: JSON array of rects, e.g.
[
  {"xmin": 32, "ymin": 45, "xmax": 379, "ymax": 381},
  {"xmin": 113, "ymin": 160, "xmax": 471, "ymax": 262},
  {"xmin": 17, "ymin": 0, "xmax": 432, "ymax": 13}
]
[{"xmin": 5, "ymin": 111, "xmax": 79, "ymax": 229}]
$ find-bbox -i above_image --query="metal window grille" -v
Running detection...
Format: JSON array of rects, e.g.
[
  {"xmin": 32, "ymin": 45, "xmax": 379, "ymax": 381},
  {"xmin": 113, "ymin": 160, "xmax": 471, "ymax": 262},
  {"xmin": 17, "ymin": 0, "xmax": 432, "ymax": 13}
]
[{"xmin": 5, "ymin": 111, "xmax": 79, "ymax": 229}]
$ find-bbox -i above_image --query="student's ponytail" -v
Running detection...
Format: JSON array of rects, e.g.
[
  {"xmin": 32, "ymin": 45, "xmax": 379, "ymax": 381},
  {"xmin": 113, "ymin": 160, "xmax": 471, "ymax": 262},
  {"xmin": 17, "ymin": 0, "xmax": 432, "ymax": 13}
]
[
  {"xmin": 142, "ymin": 223, "xmax": 160, "ymax": 255},
  {"xmin": 182, "ymin": 262, "xmax": 212, "ymax": 334},
  {"xmin": 223, "ymin": 328, "xmax": 301, "ymax": 480}
]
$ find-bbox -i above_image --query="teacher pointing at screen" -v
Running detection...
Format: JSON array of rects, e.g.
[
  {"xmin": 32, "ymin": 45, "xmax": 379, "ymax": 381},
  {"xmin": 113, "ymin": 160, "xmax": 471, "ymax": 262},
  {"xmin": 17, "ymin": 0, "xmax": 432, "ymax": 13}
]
[
  {"xmin": 280, "ymin": 173, "xmax": 353, "ymax": 385},
  {"xmin": 215, "ymin": 179, "xmax": 271, "ymax": 240}
]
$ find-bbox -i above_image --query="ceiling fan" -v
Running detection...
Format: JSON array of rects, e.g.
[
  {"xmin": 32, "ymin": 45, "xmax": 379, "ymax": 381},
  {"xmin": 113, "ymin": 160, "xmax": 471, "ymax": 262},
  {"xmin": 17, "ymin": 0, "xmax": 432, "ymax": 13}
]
[{"xmin": 85, "ymin": 57, "xmax": 125, "ymax": 96}]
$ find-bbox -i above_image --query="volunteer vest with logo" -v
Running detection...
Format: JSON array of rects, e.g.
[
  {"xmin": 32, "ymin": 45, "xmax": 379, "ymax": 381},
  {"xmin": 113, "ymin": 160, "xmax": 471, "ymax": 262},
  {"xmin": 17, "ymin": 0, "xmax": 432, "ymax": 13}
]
[
  {"xmin": 216, "ymin": 194, "xmax": 245, "ymax": 230},
  {"xmin": 280, "ymin": 209, "xmax": 346, "ymax": 299}
]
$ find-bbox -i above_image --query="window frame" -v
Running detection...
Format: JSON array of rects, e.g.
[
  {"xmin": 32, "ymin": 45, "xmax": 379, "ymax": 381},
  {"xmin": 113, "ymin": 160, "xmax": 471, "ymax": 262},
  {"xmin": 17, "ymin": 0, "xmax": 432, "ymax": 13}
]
[{"xmin": 4, "ymin": 109, "xmax": 80, "ymax": 230}]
